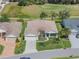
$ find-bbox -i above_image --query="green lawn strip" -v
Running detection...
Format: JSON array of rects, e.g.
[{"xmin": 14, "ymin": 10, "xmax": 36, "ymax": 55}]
[
  {"xmin": 15, "ymin": 21, "xmax": 26, "ymax": 54},
  {"xmin": 15, "ymin": 40, "xmax": 26, "ymax": 54},
  {"xmin": 56, "ymin": 23, "xmax": 62, "ymax": 32},
  {"xmin": 0, "ymin": 45, "xmax": 4, "ymax": 54},
  {"xmin": 53, "ymin": 57, "xmax": 71, "ymax": 59},
  {"xmin": 53, "ymin": 56, "xmax": 79, "ymax": 59}
]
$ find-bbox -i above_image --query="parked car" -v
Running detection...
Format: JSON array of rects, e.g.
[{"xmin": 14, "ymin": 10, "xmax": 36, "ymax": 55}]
[{"xmin": 20, "ymin": 57, "xmax": 30, "ymax": 59}]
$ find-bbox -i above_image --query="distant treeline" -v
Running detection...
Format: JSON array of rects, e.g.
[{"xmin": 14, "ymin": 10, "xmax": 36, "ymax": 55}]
[
  {"xmin": 48, "ymin": 0, "xmax": 79, "ymax": 4},
  {"xmin": 10, "ymin": 0, "xmax": 79, "ymax": 4}
]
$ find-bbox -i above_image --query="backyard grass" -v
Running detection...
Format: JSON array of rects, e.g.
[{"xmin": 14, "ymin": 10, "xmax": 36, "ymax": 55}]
[{"xmin": 1, "ymin": 3, "xmax": 79, "ymax": 19}]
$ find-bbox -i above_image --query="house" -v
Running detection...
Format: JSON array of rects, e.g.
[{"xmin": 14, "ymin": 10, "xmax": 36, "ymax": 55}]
[
  {"xmin": 0, "ymin": 22, "xmax": 22, "ymax": 41},
  {"xmin": 25, "ymin": 20, "xmax": 58, "ymax": 38},
  {"xmin": 24, "ymin": 20, "xmax": 58, "ymax": 53},
  {"xmin": 62, "ymin": 18, "xmax": 79, "ymax": 33},
  {"xmin": 62, "ymin": 18, "xmax": 79, "ymax": 48}
]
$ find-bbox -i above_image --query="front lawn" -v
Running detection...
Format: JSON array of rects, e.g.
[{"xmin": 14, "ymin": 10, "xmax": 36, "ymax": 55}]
[{"xmin": 36, "ymin": 38, "xmax": 71, "ymax": 51}]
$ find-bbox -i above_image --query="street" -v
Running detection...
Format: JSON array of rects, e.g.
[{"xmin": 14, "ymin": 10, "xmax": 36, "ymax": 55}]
[{"xmin": 1, "ymin": 48, "xmax": 79, "ymax": 59}]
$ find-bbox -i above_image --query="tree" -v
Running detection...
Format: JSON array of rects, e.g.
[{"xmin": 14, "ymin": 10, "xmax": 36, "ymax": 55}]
[
  {"xmin": 18, "ymin": 0, "xmax": 28, "ymax": 6},
  {"xmin": 0, "ymin": 14, "xmax": 10, "ymax": 22},
  {"xmin": 58, "ymin": 10, "xmax": 70, "ymax": 20},
  {"xmin": 40, "ymin": 12, "xmax": 47, "ymax": 19},
  {"xmin": 59, "ymin": 28, "xmax": 71, "ymax": 38},
  {"xmin": 35, "ymin": 0, "xmax": 46, "ymax": 4},
  {"xmin": 51, "ymin": 12, "xmax": 57, "ymax": 20}
]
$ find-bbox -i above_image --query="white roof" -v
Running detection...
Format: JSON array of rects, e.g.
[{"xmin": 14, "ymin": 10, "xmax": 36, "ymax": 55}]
[
  {"xmin": 45, "ymin": 30, "xmax": 58, "ymax": 33},
  {"xmin": 71, "ymin": 29, "xmax": 78, "ymax": 33},
  {"xmin": 6, "ymin": 34, "xmax": 16, "ymax": 38},
  {"xmin": 25, "ymin": 34, "xmax": 38, "ymax": 37},
  {"xmin": 0, "ymin": 29, "xmax": 6, "ymax": 33}
]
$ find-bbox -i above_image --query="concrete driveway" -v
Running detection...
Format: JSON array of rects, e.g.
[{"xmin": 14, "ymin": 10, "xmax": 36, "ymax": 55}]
[
  {"xmin": 24, "ymin": 35, "xmax": 38, "ymax": 54},
  {"xmin": 69, "ymin": 32, "xmax": 79, "ymax": 48}
]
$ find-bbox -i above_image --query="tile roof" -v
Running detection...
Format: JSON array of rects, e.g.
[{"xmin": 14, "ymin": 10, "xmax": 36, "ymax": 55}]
[
  {"xmin": 0, "ymin": 22, "xmax": 22, "ymax": 37},
  {"xmin": 62, "ymin": 18, "xmax": 79, "ymax": 31},
  {"xmin": 25, "ymin": 20, "xmax": 58, "ymax": 36}
]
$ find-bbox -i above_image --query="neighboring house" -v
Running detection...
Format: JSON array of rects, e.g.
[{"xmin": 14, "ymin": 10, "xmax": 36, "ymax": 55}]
[
  {"xmin": 62, "ymin": 18, "xmax": 79, "ymax": 33},
  {"xmin": 62, "ymin": 18, "xmax": 79, "ymax": 48},
  {"xmin": 0, "ymin": 22, "xmax": 22, "ymax": 41},
  {"xmin": 24, "ymin": 20, "xmax": 58, "ymax": 53}
]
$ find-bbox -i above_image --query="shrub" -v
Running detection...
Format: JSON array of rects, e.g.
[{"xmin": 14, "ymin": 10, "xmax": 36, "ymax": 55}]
[
  {"xmin": 0, "ymin": 14, "xmax": 10, "ymax": 22},
  {"xmin": 15, "ymin": 40, "xmax": 26, "ymax": 54},
  {"xmin": 18, "ymin": 0, "xmax": 28, "ymax": 6}
]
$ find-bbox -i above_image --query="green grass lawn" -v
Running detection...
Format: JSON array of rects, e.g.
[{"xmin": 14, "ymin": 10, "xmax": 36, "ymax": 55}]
[
  {"xmin": 1, "ymin": 3, "xmax": 79, "ymax": 19},
  {"xmin": 53, "ymin": 56, "xmax": 79, "ymax": 59},
  {"xmin": 36, "ymin": 38, "xmax": 71, "ymax": 51},
  {"xmin": 15, "ymin": 40, "xmax": 26, "ymax": 54}
]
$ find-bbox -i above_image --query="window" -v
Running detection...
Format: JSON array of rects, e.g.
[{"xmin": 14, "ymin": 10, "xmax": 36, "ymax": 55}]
[
  {"xmin": 50, "ymin": 33, "xmax": 56, "ymax": 36},
  {"xmin": 46, "ymin": 33, "xmax": 49, "ymax": 37}
]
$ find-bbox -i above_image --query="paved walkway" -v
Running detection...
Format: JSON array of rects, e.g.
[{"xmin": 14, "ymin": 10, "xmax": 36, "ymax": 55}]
[{"xmin": 0, "ymin": 38, "xmax": 15, "ymax": 57}]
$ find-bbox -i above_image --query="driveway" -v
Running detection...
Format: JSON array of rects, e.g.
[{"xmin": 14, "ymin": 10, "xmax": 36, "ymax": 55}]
[
  {"xmin": 69, "ymin": 32, "xmax": 79, "ymax": 48},
  {"xmin": 24, "ymin": 36, "xmax": 38, "ymax": 53},
  {"xmin": 0, "ymin": 38, "xmax": 15, "ymax": 57}
]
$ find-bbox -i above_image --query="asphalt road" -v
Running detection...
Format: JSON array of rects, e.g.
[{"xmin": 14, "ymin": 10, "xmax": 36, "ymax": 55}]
[{"xmin": 1, "ymin": 48, "xmax": 79, "ymax": 59}]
